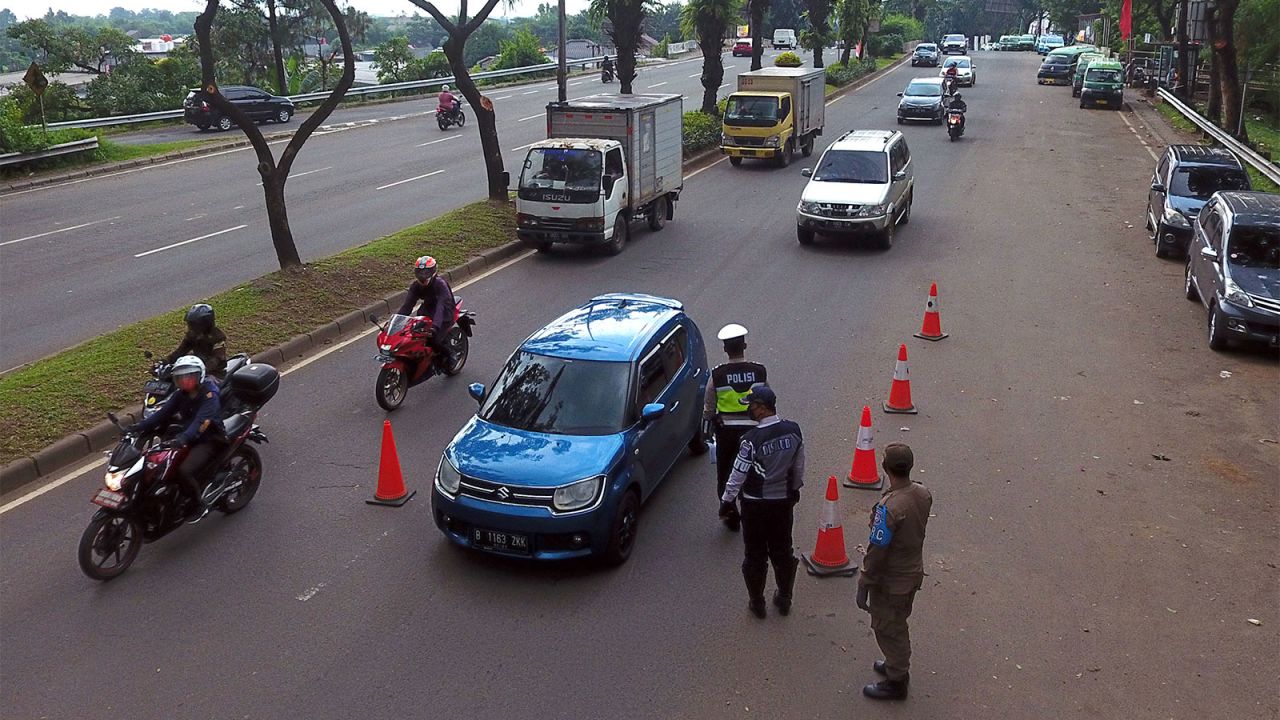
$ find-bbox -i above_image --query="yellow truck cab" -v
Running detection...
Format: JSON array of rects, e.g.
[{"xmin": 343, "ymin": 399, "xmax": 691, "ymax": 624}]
[{"xmin": 721, "ymin": 67, "xmax": 826, "ymax": 168}]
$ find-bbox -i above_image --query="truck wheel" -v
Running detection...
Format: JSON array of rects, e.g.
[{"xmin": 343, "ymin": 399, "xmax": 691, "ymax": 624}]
[
  {"xmin": 647, "ymin": 196, "xmax": 668, "ymax": 231},
  {"xmin": 605, "ymin": 215, "xmax": 628, "ymax": 256},
  {"xmin": 797, "ymin": 226, "xmax": 815, "ymax": 245},
  {"xmin": 729, "ymin": 156, "xmax": 742, "ymax": 167},
  {"xmin": 776, "ymin": 140, "xmax": 792, "ymax": 168},
  {"xmin": 801, "ymin": 136, "xmax": 814, "ymax": 157},
  {"xmin": 877, "ymin": 215, "xmax": 895, "ymax": 250}
]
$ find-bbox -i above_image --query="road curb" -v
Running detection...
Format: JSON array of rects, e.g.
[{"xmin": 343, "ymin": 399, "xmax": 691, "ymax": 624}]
[{"xmin": 0, "ymin": 111, "xmax": 826, "ymax": 494}]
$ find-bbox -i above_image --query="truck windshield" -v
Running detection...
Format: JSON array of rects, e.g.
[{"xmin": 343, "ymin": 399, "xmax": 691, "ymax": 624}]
[
  {"xmin": 814, "ymin": 150, "xmax": 888, "ymax": 183},
  {"xmin": 724, "ymin": 96, "xmax": 779, "ymax": 126},
  {"xmin": 519, "ymin": 147, "xmax": 603, "ymax": 203},
  {"xmin": 1087, "ymin": 69, "xmax": 1121, "ymax": 83}
]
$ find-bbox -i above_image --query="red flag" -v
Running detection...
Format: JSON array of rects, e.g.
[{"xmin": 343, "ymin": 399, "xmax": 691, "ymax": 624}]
[{"xmin": 1120, "ymin": 0, "xmax": 1133, "ymax": 39}]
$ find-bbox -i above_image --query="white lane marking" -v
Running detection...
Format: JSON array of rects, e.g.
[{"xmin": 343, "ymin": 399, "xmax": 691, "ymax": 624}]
[
  {"xmin": 184, "ymin": 213, "xmax": 207, "ymax": 222},
  {"xmin": 492, "ymin": 95, "xmax": 513, "ymax": 101},
  {"xmin": 569, "ymin": 80, "xmax": 585, "ymax": 86},
  {"xmin": 517, "ymin": 114, "xmax": 542, "ymax": 122},
  {"xmin": 522, "ymin": 90, "xmax": 539, "ymax": 95},
  {"xmin": 417, "ymin": 136, "xmax": 460, "ymax": 147},
  {"xmin": 375, "ymin": 169, "xmax": 445, "ymax": 191},
  {"xmin": 1119, "ymin": 111, "xmax": 1160, "ymax": 161},
  {"xmin": 647, "ymin": 81, "xmax": 669, "ymax": 88},
  {"xmin": 258, "ymin": 166, "xmax": 331, "ymax": 186},
  {"xmin": 297, "ymin": 583, "xmax": 327, "ymax": 601},
  {"xmin": 1, "ymin": 138, "xmax": 292, "ymax": 198},
  {"xmin": 0, "ymin": 247, "xmax": 539, "ymax": 516},
  {"xmin": 719, "ymin": 83, "xmax": 730, "ymax": 89},
  {"xmin": 510, "ymin": 141, "xmax": 540, "ymax": 152},
  {"xmin": 0, "ymin": 216, "xmax": 122, "ymax": 247},
  {"xmin": 686, "ymin": 157, "xmax": 727, "ymax": 179},
  {"xmin": 134, "ymin": 224, "xmax": 247, "ymax": 258},
  {"xmin": 688, "ymin": 73, "xmax": 701, "ymax": 78}
]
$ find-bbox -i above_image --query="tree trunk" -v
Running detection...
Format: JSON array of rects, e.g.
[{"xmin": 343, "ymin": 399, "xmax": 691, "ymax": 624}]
[
  {"xmin": 1175, "ymin": 0, "xmax": 1190, "ymax": 100},
  {"xmin": 808, "ymin": 0, "xmax": 827, "ymax": 68},
  {"xmin": 267, "ymin": 0, "xmax": 288, "ymax": 95},
  {"xmin": 840, "ymin": 41, "xmax": 851, "ymax": 65},
  {"xmin": 1211, "ymin": 0, "xmax": 1246, "ymax": 140},
  {"xmin": 261, "ymin": 174, "xmax": 302, "ymax": 268},
  {"xmin": 444, "ymin": 36, "xmax": 508, "ymax": 200},
  {"xmin": 750, "ymin": 1, "xmax": 764, "ymax": 70},
  {"xmin": 1206, "ymin": 10, "xmax": 1221, "ymax": 122},
  {"xmin": 617, "ymin": 35, "xmax": 639, "ymax": 93},
  {"xmin": 699, "ymin": 37, "xmax": 725, "ymax": 114}
]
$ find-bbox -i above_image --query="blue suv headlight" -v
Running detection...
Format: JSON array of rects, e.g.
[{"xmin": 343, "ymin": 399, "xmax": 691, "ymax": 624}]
[
  {"xmin": 553, "ymin": 475, "xmax": 604, "ymax": 512},
  {"xmin": 436, "ymin": 455, "xmax": 461, "ymax": 496}
]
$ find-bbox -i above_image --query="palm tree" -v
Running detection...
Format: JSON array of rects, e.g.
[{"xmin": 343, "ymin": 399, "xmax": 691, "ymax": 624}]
[
  {"xmin": 591, "ymin": 0, "xmax": 655, "ymax": 93},
  {"xmin": 747, "ymin": 0, "xmax": 770, "ymax": 70},
  {"xmin": 342, "ymin": 4, "xmax": 372, "ymax": 43},
  {"xmin": 682, "ymin": 0, "xmax": 742, "ymax": 113}
]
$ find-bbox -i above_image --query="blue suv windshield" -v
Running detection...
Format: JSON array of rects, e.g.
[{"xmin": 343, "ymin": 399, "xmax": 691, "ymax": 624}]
[{"xmin": 480, "ymin": 352, "xmax": 632, "ymax": 435}]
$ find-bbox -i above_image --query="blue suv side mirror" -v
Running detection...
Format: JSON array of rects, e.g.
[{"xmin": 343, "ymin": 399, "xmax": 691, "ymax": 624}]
[
  {"xmin": 468, "ymin": 383, "xmax": 486, "ymax": 403},
  {"xmin": 640, "ymin": 403, "xmax": 667, "ymax": 423}
]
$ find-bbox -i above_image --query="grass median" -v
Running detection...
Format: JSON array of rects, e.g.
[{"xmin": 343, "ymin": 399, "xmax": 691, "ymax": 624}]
[{"xmin": 0, "ymin": 199, "xmax": 517, "ymax": 466}]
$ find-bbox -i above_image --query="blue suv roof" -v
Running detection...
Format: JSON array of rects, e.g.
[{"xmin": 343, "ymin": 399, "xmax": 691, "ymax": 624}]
[{"xmin": 521, "ymin": 293, "xmax": 684, "ymax": 362}]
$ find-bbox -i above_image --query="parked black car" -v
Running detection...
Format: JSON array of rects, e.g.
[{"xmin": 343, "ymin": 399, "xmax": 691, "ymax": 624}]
[
  {"xmin": 1036, "ymin": 54, "xmax": 1074, "ymax": 85},
  {"xmin": 1147, "ymin": 145, "xmax": 1251, "ymax": 258},
  {"xmin": 912, "ymin": 43, "xmax": 941, "ymax": 67},
  {"xmin": 184, "ymin": 85, "xmax": 294, "ymax": 132},
  {"xmin": 1184, "ymin": 191, "xmax": 1280, "ymax": 352}
]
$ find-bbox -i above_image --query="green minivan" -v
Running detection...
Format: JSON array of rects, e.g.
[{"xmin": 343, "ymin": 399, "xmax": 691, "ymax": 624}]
[
  {"xmin": 1017, "ymin": 34, "xmax": 1035, "ymax": 50},
  {"xmin": 1072, "ymin": 52, "xmax": 1105, "ymax": 97},
  {"xmin": 1080, "ymin": 59, "xmax": 1124, "ymax": 109}
]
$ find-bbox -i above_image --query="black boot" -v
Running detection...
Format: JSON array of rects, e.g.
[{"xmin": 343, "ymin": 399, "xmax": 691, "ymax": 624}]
[
  {"xmin": 863, "ymin": 677, "xmax": 909, "ymax": 701},
  {"xmin": 873, "ymin": 660, "xmax": 888, "ymax": 676},
  {"xmin": 742, "ymin": 563, "xmax": 767, "ymax": 619},
  {"xmin": 771, "ymin": 555, "xmax": 799, "ymax": 616}
]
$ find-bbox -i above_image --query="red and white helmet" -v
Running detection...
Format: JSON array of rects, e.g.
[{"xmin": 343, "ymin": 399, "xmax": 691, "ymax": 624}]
[{"xmin": 414, "ymin": 255, "xmax": 438, "ymax": 283}]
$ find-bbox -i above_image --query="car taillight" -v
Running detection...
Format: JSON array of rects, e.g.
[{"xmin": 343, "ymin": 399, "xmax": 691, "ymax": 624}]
[{"xmin": 200, "ymin": 101, "xmax": 210, "ymax": 111}]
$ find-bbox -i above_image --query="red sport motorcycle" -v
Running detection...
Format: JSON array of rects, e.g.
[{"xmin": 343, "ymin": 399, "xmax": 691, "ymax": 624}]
[{"xmin": 371, "ymin": 302, "xmax": 475, "ymax": 410}]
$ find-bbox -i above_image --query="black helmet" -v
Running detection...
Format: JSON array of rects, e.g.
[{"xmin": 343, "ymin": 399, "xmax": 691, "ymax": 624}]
[{"xmin": 185, "ymin": 303, "xmax": 215, "ymax": 334}]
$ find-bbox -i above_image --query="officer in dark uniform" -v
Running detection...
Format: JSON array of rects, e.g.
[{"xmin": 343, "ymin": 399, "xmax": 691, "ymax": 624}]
[
  {"xmin": 703, "ymin": 323, "xmax": 768, "ymax": 531},
  {"xmin": 168, "ymin": 303, "xmax": 228, "ymax": 378},
  {"xmin": 720, "ymin": 386, "xmax": 805, "ymax": 618},
  {"xmin": 856, "ymin": 442, "xmax": 933, "ymax": 701}
]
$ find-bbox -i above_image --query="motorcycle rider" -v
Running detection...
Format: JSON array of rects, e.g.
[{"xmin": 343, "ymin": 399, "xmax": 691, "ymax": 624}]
[
  {"xmin": 126, "ymin": 355, "xmax": 225, "ymax": 523},
  {"xmin": 168, "ymin": 303, "xmax": 227, "ymax": 378},
  {"xmin": 396, "ymin": 255, "xmax": 457, "ymax": 368},
  {"xmin": 601, "ymin": 55, "xmax": 615, "ymax": 81},
  {"xmin": 943, "ymin": 63, "xmax": 959, "ymax": 96},
  {"xmin": 437, "ymin": 84, "xmax": 460, "ymax": 119},
  {"xmin": 947, "ymin": 92, "xmax": 967, "ymax": 131}
]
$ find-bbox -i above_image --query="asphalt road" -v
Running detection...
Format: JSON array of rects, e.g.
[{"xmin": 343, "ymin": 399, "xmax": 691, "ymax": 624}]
[
  {"xmin": 0, "ymin": 49, "xmax": 802, "ymax": 369},
  {"xmin": 2, "ymin": 52, "xmax": 1276, "ymax": 720}
]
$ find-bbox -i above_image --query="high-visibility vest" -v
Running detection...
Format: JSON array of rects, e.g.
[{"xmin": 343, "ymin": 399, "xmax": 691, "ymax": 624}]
[{"xmin": 712, "ymin": 361, "xmax": 767, "ymax": 425}]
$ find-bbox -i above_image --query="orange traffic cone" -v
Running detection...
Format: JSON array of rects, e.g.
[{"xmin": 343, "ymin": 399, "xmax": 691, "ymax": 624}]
[
  {"xmin": 367, "ymin": 419, "xmax": 416, "ymax": 507},
  {"xmin": 913, "ymin": 282, "xmax": 949, "ymax": 341},
  {"xmin": 845, "ymin": 406, "xmax": 884, "ymax": 490},
  {"xmin": 882, "ymin": 343, "xmax": 918, "ymax": 415},
  {"xmin": 802, "ymin": 476, "xmax": 857, "ymax": 577}
]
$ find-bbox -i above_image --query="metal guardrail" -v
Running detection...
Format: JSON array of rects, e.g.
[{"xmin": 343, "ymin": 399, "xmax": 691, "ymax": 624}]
[
  {"xmin": 0, "ymin": 137, "xmax": 99, "ymax": 167},
  {"xmin": 666, "ymin": 40, "xmax": 698, "ymax": 55},
  {"xmin": 47, "ymin": 56, "xmax": 613, "ymax": 131},
  {"xmin": 1156, "ymin": 87, "xmax": 1280, "ymax": 186}
]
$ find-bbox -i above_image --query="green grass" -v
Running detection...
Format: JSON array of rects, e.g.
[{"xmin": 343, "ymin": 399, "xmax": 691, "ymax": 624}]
[
  {"xmin": 1153, "ymin": 100, "xmax": 1280, "ymax": 193},
  {"xmin": 97, "ymin": 138, "xmax": 213, "ymax": 162},
  {"xmin": 875, "ymin": 53, "xmax": 906, "ymax": 71},
  {"xmin": 0, "ymin": 200, "xmax": 517, "ymax": 465}
]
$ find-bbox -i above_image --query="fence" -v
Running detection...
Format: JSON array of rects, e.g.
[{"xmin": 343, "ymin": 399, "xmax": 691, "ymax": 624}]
[
  {"xmin": 47, "ymin": 56, "xmax": 612, "ymax": 131},
  {"xmin": 665, "ymin": 41, "xmax": 698, "ymax": 56},
  {"xmin": 1156, "ymin": 86, "xmax": 1280, "ymax": 186},
  {"xmin": 0, "ymin": 137, "xmax": 99, "ymax": 167}
]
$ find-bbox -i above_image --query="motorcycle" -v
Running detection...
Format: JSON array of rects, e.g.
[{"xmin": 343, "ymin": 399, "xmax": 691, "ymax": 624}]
[
  {"xmin": 77, "ymin": 360, "xmax": 280, "ymax": 581},
  {"xmin": 371, "ymin": 302, "xmax": 476, "ymax": 411},
  {"xmin": 946, "ymin": 108, "xmax": 965, "ymax": 141},
  {"xmin": 436, "ymin": 101, "xmax": 465, "ymax": 131},
  {"xmin": 601, "ymin": 67, "xmax": 614, "ymax": 83}
]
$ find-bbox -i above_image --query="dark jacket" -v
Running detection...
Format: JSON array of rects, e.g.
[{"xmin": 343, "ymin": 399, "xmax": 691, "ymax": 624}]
[
  {"xmin": 135, "ymin": 378, "xmax": 224, "ymax": 446},
  {"xmin": 168, "ymin": 328, "xmax": 228, "ymax": 377},
  {"xmin": 397, "ymin": 277, "xmax": 456, "ymax": 331}
]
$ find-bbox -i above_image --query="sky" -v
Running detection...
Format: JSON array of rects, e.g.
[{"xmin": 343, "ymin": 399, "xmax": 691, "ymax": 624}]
[{"xmin": 5, "ymin": 0, "xmax": 594, "ymax": 22}]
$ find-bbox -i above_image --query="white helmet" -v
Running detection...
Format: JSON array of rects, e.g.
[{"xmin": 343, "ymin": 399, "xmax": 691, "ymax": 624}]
[
  {"xmin": 442, "ymin": 84, "xmax": 451, "ymax": 92},
  {"xmin": 172, "ymin": 355, "xmax": 206, "ymax": 385},
  {"xmin": 717, "ymin": 324, "xmax": 748, "ymax": 342}
]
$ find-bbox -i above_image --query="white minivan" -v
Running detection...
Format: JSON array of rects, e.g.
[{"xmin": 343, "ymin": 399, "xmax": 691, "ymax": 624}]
[{"xmin": 773, "ymin": 29, "xmax": 797, "ymax": 50}]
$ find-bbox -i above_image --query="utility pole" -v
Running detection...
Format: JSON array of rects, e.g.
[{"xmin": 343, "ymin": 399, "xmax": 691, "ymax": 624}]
[
  {"xmin": 557, "ymin": 0, "xmax": 567, "ymax": 102},
  {"xmin": 1175, "ymin": 0, "xmax": 1189, "ymax": 99}
]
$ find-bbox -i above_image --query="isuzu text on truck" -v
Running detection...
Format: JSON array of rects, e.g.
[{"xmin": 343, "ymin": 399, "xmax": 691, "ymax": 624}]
[
  {"xmin": 515, "ymin": 94, "xmax": 683, "ymax": 256},
  {"xmin": 720, "ymin": 67, "xmax": 825, "ymax": 168}
]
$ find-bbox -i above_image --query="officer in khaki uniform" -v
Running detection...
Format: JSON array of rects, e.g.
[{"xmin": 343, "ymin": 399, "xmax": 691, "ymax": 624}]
[{"xmin": 856, "ymin": 442, "xmax": 932, "ymax": 701}]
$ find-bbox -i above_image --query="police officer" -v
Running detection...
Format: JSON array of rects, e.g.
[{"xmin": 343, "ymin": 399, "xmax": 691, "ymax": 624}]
[
  {"xmin": 856, "ymin": 442, "xmax": 933, "ymax": 701},
  {"xmin": 719, "ymin": 386, "xmax": 804, "ymax": 618},
  {"xmin": 703, "ymin": 323, "xmax": 768, "ymax": 531},
  {"xmin": 168, "ymin": 303, "xmax": 227, "ymax": 378}
]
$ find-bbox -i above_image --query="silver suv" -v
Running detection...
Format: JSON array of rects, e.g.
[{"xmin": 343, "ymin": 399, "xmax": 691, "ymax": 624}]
[{"xmin": 796, "ymin": 130, "xmax": 914, "ymax": 249}]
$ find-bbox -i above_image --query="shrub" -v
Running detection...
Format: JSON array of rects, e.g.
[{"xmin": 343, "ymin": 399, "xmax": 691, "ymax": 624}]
[
  {"xmin": 824, "ymin": 57, "xmax": 876, "ymax": 86},
  {"xmin": 652, "ymin": 39, "xmax": 669, "ymax": 58},
  {"xmin": 775, "ymin": 51, "xmax": 803, "ymax": 67},
  {"xmin": 682, "ymin": 110, "xmax": 720, "ymax": 154},
  {"xmin": 870, "ymin": 33, "xmax": 905, "ymax": 57},
  {"xmin": 494, "ymin": 28, "xmax": 550, "ymax": 70},
  {"xmin": 878, "ymin": 14, "xmax": 924, "ymax": 41}
]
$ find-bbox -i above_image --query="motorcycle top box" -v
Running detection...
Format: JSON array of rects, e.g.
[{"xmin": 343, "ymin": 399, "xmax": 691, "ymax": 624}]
[{"xmin": 227, "ymin": 363, "xmax": 280, "ymax": 407}]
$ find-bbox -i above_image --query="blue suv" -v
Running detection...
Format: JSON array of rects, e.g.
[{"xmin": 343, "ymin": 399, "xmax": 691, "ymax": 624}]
[{"xmin": 432, "ymin": 293, "xmax": 709, "ymax": 564}]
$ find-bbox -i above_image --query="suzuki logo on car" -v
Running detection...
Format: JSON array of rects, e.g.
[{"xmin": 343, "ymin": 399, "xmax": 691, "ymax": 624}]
[{"xmin": 496, "ymin": 487, "xmax": 511, "ymax": 500}]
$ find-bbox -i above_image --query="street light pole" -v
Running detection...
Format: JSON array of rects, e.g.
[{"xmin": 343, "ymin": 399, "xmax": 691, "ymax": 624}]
[{"xmin": 557, "ymin": 0, "xmax": 567, "ymax": 102}]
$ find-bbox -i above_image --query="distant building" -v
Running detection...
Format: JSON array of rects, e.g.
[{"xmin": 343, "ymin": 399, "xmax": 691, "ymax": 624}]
[{"xmin": 133, "ymin": 36, "xmax": 183, "ymax": 57}]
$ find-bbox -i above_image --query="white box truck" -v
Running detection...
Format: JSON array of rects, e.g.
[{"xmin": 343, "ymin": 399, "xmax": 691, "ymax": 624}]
[
  {"xmin": 515, "ymin": 93, "xmax": 683, "ymax": 256},
  {"xmin": 721, "ymin": 67, "xmax": 825, "ymax": 168}
]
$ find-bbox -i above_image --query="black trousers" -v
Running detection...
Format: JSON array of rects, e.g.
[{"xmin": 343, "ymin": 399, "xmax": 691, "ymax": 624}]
[
  {"xmin": 714, "ymin": 425, "xmax": 750, "ymax": 501},
  {"xmin": 177, "ymin": 437, "xmax": 222, "ymax": 504},
  {"xmin": 740, "ymin": 499, "xmax": 797, "ymax": 600}
]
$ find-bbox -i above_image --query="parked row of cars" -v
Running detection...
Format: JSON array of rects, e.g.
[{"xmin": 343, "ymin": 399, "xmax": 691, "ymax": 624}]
[
  {"xmin": 1036, "ymin": 45, "xmax": 1125, "ymax": 110},
  {"xmin": 1143, "ymin": 145, "xmax": 1279, "ymax": 352},
  {"xmin": 992, "ymin": 34, "xmax": 1036, "ymax": 51}
]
